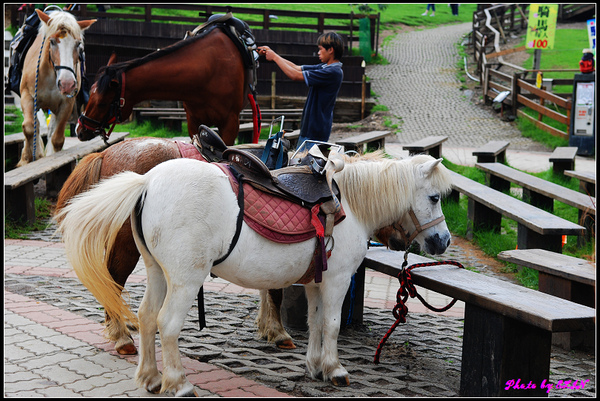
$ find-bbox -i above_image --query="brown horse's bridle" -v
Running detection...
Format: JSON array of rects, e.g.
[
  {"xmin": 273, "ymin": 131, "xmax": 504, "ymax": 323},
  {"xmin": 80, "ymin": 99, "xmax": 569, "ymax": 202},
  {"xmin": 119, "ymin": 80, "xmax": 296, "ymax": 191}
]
[
  {"xmin": 77, "ymin": 71, "xmax": 126, "ymax": 142},
  {"xmin": 392, "ymin": 209, "xmax": 445, "ymax": 248}
]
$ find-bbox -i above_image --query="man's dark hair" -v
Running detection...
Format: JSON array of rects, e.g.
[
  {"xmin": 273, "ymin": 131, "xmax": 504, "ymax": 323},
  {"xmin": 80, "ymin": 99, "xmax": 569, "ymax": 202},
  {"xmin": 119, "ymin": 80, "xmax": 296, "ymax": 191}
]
[{"xmin": 317, "ymin": 32, "xmax": 344, "ymax": 60}]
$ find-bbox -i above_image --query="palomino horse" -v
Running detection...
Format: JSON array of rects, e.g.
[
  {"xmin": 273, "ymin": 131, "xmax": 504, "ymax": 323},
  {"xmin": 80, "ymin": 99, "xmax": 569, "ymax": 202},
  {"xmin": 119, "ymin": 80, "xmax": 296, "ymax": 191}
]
[
  {"xmin": 17, "ymin": 9, "xmax": 95, "ymax": 166},
  {"xmin": 55, "ymin": 136, "xmax": 295, "ymax": 354},
  {"xmin": 76, "ymin": 23, "xmax": 252, "ymax": 146},
  {"xmin": 57, "ymin": 151, "xmax": 453, "ymax": 395}
]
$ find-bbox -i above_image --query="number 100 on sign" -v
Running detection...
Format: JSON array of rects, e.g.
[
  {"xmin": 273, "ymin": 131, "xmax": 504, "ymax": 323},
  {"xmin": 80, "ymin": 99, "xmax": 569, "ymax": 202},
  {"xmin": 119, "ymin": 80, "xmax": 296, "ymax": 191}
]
[{"xmin": 529, "ymin": 39, "xmax": 549, "ymax": 49}]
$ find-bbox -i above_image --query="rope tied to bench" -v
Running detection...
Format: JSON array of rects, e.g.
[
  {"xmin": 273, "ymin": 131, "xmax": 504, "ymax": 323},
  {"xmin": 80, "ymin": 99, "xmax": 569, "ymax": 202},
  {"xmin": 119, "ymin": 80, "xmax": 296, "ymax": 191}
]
[{"xmin": 373, "ymin": 252, "xmax": 464, "ymax": 364}]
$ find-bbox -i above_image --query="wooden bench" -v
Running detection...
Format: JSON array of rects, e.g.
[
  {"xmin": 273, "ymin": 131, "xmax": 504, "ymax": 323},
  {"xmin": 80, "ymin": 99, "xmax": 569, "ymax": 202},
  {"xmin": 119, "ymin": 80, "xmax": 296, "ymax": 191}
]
[
  {"xmin": 402, "ymin": 135, "xmax": 448, "ymax": 158},
  {"xmin": 497, "ymin": 248, "xmax": 595, "ymax": 350},
  {"xmin": 549, "ymin": 147, "xmax": 577, "ymax": 175},
  {"xmin": 213, "ymin": 122, "xmax": 268, "ymax": 144},
  {"xmin": 447, "ymin": 170, "xmax": 586, "ymax": 252},
  {"xmin": 4, "ymin": 132, "xmax": 129, "ymax": 224},
  {"xmin": 336, "ymin": 130, "xmax": 391, "ymax": 153},
  {"xmin": 361, "ymin": 247, "xmax": 595, "ymax": 397},
  {"xmin": 476, "ymin": 162, "xmax": 595, "ymax": 243},
  {"xmin": 472, "ymin": 140, "xmax": 510, "ymax": 163},
  {"xmin": 241, "ymin": 108, "xmax": 303, "ymax": 125},
  {"xmin": 283, "ymin": 130, "xmax": 300, "ymax": 149},
  {"xmin": 564, "ymin": 169, "xmax": 596, "ymax": 196}
]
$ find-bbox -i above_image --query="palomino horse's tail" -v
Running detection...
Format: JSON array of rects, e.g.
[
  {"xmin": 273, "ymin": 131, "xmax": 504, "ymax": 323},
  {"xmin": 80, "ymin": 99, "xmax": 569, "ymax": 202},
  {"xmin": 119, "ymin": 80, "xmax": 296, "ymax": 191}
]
[
  {"xmin": 54, "ymin": 152, "xmax": 104, "ymax": 221},
  {"xmin": 55, "ymin": 171, "xmax": 148, "ymax": 332}
]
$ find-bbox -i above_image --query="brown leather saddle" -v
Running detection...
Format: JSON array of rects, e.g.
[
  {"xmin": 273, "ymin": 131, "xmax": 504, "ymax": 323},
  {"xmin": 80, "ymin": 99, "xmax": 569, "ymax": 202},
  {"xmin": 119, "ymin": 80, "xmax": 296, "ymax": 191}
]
[{"xmin": 193, "ymin": 125, "xmax": 339, "ymax": 208}]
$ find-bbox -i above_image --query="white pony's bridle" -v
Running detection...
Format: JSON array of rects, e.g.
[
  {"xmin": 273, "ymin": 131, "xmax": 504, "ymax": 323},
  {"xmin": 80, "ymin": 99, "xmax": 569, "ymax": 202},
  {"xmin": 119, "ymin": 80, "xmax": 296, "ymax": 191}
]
[{"xmin": 392, "ymin": 210, "xmax": 446, "ymax": 247}]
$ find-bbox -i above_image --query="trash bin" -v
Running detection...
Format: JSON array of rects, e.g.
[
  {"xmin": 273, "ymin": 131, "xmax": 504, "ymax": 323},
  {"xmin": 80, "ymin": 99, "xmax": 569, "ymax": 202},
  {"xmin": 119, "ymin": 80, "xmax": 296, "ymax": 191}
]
[{"xmin": 569, "ymin": 73, "xmax": 595, "ymax": 156}]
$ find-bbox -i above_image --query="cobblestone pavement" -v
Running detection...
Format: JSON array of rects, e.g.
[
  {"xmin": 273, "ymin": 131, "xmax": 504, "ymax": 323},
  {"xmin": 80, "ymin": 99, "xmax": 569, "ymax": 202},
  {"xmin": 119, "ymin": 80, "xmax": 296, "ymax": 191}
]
[
  {"xmin": 4, "ymin": 21, "xmax": 596, "ymax": 398},
  {"xmin": 367, "ymin": 22, "xmax": 550, "ymax": 151},
  {"xmin": 4, "ymin": 242, "xmax": 596, "ymax": 397}
]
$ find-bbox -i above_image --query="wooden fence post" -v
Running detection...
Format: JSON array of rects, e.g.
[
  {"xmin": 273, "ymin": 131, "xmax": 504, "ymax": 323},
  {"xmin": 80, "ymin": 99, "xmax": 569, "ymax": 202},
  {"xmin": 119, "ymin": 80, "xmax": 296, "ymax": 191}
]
[
  {"xmin": 511, "ymin": 72, "xmax": 520, "ymax": 116},
  {"xmin": 271, "ymin": 72, "xmax": 276, "ymax": 109}
]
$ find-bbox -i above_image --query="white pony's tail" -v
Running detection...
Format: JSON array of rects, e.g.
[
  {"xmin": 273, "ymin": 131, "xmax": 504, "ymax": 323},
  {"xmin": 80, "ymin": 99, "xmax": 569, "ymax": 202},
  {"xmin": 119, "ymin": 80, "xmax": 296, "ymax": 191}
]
[{"xmin": 55, "ymin": 171, "xmax": 148, "ymax": 331}]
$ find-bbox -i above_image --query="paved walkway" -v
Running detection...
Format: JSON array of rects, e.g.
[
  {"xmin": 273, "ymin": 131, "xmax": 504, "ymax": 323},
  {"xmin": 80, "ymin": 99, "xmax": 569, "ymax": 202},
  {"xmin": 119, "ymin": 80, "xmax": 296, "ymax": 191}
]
[
  {"xmin": 4, "ymin": 21, "xmax": 596, "ymax": 398},
  {"xmin": 368, "ymin": 22, "xmax": 548, "ymax": 151}
]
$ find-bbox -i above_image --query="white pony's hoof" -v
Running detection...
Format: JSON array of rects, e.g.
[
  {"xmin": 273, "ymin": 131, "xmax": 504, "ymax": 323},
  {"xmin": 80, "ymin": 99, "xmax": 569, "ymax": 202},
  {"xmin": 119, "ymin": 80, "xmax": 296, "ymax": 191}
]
[
  {"xmin": 136, "ymin": 370, "xmax": 162, "ymax": 394},
  {"xmin": 331, "ymin": 374, "xmax": 350, "ymax": 386},
  {"xmin": 175, "ymin": 383, "xmax": 197, "ymax": 397}
]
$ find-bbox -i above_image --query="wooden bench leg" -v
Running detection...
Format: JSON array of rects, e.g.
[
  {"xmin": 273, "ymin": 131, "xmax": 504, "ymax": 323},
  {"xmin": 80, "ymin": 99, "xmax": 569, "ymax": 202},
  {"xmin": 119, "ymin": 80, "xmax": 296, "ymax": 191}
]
[
  {"xmin": 460, "ymin": 303, "xmax": 551, "ymax": 397},
  {"xmin": 523, "ymin": 189, "xmax": 554, "ymax": 212},
  {"xmin": 577, "ymin": 209, "xmax": 594, "ymax": 246},
  {"xmin": 538, "ymin": 273, "xmax": 595, "ymax": 350},
  {"xmin": 447, "ymin": 190, "xmax": 460, "ymax": 204},
  {"xmin": 467, "ymin": 199, "xmax": 501, "ymax": 240},
  {"xmin": 429, "ymin": 145, "xmax": 442, "ymax": 159},
  {"xmin": 281, "ymin": 266, "xmax": 366, "ymax": 331},
  {"xmin": 5, "ymin": 183, "xmax": 36, "ymax": 225},
  {"xmin": 237, "ymin": 131, "xmax": 253, "ymax": 144},
  {"xmin": 552, "ymin": 160, "xmax": 574, "ymax": 175},
  {"xmin": 341, "ymin": 265, "xmax": 365, "ymax": 327},
  {"xmin": 516, "ymin": 224, "xmax": 562, "ymax": 253},
  {"xmin": 487, "ymin": 174, "xmax": 511, "ymax": 193},
  {"xmin": 46, "ymin": 161, "xmax": 76, "ymax": 198},
  {"xmin": 497, "ymin": 150, "xmax": 506, "ymax": 164},
  {"xmin": 366, "ymin": 139, "xmax": 385, "ymax": 152}
]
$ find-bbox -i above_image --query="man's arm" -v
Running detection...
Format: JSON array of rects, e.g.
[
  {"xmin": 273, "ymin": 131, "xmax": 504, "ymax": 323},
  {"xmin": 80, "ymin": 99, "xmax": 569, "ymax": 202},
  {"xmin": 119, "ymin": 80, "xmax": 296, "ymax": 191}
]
[{"xmin": 258, "ymin": 46, "xmax": 304, "ymax": 81}]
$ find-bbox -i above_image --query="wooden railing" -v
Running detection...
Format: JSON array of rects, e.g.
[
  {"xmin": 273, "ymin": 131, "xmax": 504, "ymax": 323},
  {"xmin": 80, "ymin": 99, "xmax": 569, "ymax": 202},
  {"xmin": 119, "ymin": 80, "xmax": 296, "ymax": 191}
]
[
  {"xmin": 472, "ymin": 4, "xmax": 582, "ymax": 139},
  {"xmin": 482, "ymin": 67, "xmax": 578, "ymax": 139},
  {"xmin": 472, "ymin": 4, "xmax": 529, "ymax": 78},
  {"xmin": 9, "ymin": 4, "xmax": 380, "ymax": 53}
]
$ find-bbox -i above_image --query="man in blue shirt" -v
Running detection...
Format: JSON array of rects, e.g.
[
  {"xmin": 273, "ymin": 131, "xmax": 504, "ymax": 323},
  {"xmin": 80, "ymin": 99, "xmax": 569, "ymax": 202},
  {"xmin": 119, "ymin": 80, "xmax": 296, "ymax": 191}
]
[{"xmin": 259, "ymin": 32, "xmax": 344, "ymax": 147}]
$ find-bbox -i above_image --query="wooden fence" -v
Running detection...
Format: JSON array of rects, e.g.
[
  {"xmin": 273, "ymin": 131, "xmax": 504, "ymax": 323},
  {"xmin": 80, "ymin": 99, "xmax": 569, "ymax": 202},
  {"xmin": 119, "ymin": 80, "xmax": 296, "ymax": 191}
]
[
  {"xmin": 9, "ymin": 4, "xmax": 380, "ymax": 53},
  {"xmin": 482, "ymin": 68, "xmax": 578, "ymax": 138},
  {"xmin": 472, "ymin": 4, "xmax": 584, "ymax": 139},
  {"xmin": 8, "ymin": 4, "xmax": 374, "ymax": 101}
]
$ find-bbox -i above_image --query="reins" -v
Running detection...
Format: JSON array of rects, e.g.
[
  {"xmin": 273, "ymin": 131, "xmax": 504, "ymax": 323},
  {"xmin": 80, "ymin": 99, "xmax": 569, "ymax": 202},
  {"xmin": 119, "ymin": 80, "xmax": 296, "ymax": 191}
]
[
  {"xmin": 373, "ymin": 250, "xmax": 464, "ymax": 364},
  {"xmin": 32, "ymin": 34, "xmax": 46, "ymax": 161}
]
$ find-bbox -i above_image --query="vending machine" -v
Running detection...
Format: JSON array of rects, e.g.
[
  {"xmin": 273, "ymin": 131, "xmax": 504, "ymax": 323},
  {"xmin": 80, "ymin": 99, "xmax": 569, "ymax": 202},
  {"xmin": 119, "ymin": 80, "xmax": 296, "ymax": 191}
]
[{"xmin": 569, "ymin": 73, "xmax": 595, "ymax": 156}]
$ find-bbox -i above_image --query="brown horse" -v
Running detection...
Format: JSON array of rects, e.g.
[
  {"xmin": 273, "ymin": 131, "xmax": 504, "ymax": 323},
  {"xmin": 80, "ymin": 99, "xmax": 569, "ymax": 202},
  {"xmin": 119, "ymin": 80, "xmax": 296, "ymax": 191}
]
[
  {"xmin": 75, "ymin": 23, "xmax": 252, "ymax": 146},
  {"xmin": 55, "ymin": 137, "xmax": 295, "ymax": 354},
  {"xmin": 17, "ymin": 9, "xmax": 95, "ymax": 166}
]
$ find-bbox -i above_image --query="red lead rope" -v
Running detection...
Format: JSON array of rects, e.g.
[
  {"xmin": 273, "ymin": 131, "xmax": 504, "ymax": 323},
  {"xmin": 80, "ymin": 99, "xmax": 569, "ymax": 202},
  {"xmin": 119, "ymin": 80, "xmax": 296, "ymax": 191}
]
[{"xmin": 373, "ymin": 258, "xmax": 464, "ymax": 364}]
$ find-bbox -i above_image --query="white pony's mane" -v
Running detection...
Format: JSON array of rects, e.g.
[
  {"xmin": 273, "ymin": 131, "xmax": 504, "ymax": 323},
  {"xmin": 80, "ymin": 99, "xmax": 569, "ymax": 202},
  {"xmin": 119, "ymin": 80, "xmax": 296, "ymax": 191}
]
[
  {"xmin": 39, "ymin": 10, "xmax": 84, "ymax": 40},
  {"xmin": 334, "ymin": 151, "xmax": 453, "ymax": 228}
]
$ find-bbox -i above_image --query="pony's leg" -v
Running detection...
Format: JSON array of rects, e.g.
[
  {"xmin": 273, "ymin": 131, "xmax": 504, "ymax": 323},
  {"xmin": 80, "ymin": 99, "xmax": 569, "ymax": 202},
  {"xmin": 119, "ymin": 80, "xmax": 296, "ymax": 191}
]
[
  {"xmin": 17, "ymin": 95, "xmax": 44, "ymax": 166},
  {"xmin": 304, "ymin": 284, "xmax": 324, "ymax": 380},
  {"xmin": 47, "ymin": 103, "xmax": 71, "ymax": 155},
  {"xmin": 255, "ymin": 289, "xmax": 295, "ymax": 349},
  {"xmin": 316, "ymin": 278, "xmax": 351, "ymax": 386},
  {"xmin": 105, "ymin": 223, "xmax": 141, "ymax": 355},
  {"xmin": 135, "ymin": 256, "xmax": 166, "ymax": 394},
  {"xmin": 156, "ymin": 270, "xmax": 208, "ymax": 396}
]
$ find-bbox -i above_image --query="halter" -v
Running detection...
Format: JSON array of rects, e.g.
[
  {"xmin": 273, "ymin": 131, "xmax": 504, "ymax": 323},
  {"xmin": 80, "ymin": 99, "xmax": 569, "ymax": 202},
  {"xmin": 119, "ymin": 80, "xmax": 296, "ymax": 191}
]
[
  {"xmin": 392, "ymin": 209, "xmax": 446, "ymax": 248},
  {"xmin": 77, "ymin": 71, "xmax": 126, "ymax": 142}
]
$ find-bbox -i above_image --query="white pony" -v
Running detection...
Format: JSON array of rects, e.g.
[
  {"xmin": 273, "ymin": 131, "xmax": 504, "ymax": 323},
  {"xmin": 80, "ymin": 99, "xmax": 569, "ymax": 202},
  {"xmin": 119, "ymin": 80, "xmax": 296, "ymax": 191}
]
[{"xmin": 56, "ymin": 152, "xmax": 453, "ymax": 396}]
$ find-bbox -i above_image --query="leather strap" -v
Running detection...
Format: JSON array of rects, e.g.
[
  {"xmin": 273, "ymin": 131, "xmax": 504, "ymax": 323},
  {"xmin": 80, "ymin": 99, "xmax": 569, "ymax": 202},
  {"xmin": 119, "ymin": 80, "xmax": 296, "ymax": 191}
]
[{"xmin": 213, "ymin": 165, "xmax": 245, "ymax": 265}]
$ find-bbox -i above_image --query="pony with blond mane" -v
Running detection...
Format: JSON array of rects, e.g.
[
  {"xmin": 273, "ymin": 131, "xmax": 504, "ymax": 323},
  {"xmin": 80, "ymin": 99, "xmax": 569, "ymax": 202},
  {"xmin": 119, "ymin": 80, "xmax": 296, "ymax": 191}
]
[
  {"xmin": 56, "ymin": 151, "xmax": 453, "ymax": 395},
  {"xmin": 17, "ymin": 9, "xmax": 95, "ymax": 166}
]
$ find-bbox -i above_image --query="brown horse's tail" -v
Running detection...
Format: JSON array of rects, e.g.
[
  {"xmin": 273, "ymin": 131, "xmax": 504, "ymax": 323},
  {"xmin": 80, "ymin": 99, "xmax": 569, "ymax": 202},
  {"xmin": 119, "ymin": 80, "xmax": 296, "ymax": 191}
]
[{"xmin": 55, "ymin": 152, "xmax": 104, "ymax": 222}]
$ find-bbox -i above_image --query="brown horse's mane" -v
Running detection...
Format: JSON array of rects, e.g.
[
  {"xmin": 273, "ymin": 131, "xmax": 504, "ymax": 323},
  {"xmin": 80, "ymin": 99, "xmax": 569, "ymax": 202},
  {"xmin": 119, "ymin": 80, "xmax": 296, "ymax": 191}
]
[{"xmin": 95, "ymin": 25, "xmax": 219, "ymax": 94}]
